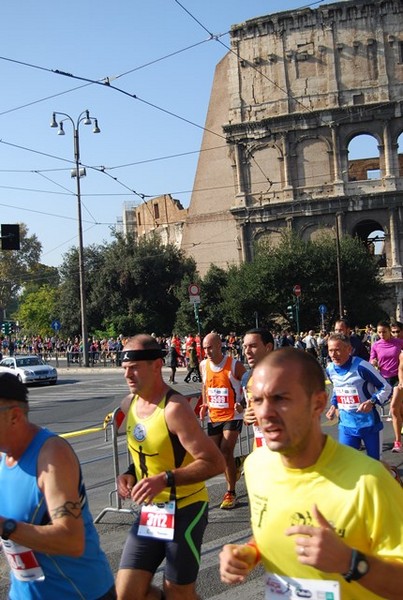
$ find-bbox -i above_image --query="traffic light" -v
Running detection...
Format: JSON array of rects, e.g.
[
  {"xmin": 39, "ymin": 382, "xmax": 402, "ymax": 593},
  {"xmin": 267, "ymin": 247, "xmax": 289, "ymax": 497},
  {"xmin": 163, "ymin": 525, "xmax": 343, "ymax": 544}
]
[
  {"xmin": 1, "ymin": 224, "xmax": 20, "ymax": 250},
  {"xmin": 286, "ymin": 305, "xmax": 294, "ymax": 319},
  {"xmin": 2, "ymin": 322, "xmax": 11, "ymax": 335}
]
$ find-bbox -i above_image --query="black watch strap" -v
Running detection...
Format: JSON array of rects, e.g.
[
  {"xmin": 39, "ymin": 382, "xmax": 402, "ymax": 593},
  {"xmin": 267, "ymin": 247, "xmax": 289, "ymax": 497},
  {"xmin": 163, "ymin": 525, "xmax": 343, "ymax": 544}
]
[
  {"xmin": 342, "ymin": 549, "xmax": 370, "ymax": 582},
  {"xmin": 165, "ymin": 470, "xmax": 175, "ymax": 488},
  {"xmin": 1, "ymin": 518, "xmax": 17, "ymax": 541}
]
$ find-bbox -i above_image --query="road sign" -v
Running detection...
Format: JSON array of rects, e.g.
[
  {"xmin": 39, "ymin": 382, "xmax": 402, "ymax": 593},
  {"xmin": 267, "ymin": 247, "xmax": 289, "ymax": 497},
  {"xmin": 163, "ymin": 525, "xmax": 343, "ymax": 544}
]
[
  {"xmin": 293, "ymin": 284, "xmax": 301, "ymax": 297},
  {"xmin": 188, "ymin": 283, "xmax": 200, "ymax": 296},
  {"xmin": 189, "ymin": 283, "xmax": 201, "ymax": 304},
  {"xmin": 318, "ymin": 304, "xmax": 327, "ymax": 315},
  {"xmin": 51, "ymin": 319, "xmax": 61, "ymax": 331}
]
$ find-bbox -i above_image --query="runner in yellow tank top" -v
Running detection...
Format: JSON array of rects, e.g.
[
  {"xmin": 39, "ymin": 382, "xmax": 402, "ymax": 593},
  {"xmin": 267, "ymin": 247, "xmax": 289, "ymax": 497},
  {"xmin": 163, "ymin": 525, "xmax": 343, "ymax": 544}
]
[{"xmin": 116, "ymin": 334, "xmax": 225, "ymax": 600}]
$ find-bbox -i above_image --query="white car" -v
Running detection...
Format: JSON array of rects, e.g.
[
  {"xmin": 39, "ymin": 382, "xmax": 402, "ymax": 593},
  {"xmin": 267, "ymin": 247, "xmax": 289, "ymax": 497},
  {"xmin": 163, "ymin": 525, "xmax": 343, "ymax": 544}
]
[{"xmin": 0, "ymin": 355, "xmax": 57, "ymax": 385}]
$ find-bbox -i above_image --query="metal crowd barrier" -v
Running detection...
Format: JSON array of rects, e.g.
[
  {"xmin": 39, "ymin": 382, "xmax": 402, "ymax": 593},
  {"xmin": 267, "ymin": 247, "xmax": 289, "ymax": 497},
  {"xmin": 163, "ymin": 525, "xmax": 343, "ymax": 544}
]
[
  {"xmin": 66, "ymin": 351, "xmax": 123, "ymax": 368},
  {"xmin": 93, "ymin": 407, "xmax": 136, "ymax": 523}
]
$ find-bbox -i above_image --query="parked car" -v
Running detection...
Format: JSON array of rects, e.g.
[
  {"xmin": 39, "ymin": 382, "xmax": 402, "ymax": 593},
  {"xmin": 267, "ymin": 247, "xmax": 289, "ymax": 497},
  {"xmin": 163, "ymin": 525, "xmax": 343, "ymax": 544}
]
[{"xmin": 0, "ymin": 355, "xmax": 57, "ymax": 385}]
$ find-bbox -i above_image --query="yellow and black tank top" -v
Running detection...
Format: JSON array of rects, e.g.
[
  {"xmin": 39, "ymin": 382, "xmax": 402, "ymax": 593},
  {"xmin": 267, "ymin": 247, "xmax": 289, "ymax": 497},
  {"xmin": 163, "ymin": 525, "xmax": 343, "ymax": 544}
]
[{"xmin": 126, "ymin": 390, "xmax": 208, "ymax": 508}]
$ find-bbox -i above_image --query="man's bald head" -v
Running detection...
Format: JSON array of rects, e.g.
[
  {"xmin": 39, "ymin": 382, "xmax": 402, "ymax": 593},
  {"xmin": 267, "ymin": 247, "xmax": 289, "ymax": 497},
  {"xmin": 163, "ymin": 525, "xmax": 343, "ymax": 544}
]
[
  {"xmin": 124, "ymin": 334, "xmax": 161, "ymax": 351},
  {"xmin": 203, "ymin": 333, "xmax": 223, "ymax": 363},
  {"xmin": 254, "ymin": 348, "xmax": 326, "ymax": 397}
]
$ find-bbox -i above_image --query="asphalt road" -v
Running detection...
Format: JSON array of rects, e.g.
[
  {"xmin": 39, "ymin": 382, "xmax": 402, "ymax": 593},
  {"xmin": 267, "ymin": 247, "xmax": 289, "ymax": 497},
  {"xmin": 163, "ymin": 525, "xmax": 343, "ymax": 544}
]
[{"xmin": 0, "ymin": 364, "xmax": 402, "ymax": 599}]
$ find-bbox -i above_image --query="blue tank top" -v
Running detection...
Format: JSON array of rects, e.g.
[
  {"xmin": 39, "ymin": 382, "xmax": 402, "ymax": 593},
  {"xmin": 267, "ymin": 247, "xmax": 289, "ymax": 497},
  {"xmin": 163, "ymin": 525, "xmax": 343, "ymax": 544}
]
[{"xmin": 0, "ymin": 427, "xmax": 114, "ymax": 599}]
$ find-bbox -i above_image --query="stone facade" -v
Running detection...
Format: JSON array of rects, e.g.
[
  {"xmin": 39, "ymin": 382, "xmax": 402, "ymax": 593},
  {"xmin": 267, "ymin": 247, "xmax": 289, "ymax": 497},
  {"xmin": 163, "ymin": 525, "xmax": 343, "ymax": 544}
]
[
  {"xmin": 123, "ymin": 195, "xmax": 187, "ymax": 248},
  {"xmin": 181, "ymin": 0, "xmax": 403, "ymax": 317}
]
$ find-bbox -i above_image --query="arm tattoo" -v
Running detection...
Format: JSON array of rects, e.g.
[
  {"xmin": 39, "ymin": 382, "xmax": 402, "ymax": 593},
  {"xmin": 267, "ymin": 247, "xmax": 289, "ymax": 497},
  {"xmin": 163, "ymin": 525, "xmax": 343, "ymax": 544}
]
[{"xmin": 50, "ymin": 501, "xmax": 82, "ymax": 520}]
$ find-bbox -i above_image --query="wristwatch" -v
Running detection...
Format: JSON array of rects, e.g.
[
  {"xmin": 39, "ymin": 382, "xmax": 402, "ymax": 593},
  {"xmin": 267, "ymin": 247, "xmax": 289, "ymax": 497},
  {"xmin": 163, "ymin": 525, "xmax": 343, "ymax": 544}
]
[
  {"xmin": 1, "ymin": 518, "xmax": 17, "ymax": 540},
  {"xmin": 165, "ymin": 470, "xmax": 175, "ymax": 488},
  {"xmin": 342, "ymin": 549, "xmax": 370, "ymax": 582}
]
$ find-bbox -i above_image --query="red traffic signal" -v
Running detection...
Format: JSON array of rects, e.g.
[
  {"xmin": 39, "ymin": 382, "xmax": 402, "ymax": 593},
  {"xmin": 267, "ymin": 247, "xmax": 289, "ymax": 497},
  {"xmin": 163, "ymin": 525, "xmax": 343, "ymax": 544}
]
[{"xmin": 293, "ymin": 284, "xmax": 301, "ymax": 297}]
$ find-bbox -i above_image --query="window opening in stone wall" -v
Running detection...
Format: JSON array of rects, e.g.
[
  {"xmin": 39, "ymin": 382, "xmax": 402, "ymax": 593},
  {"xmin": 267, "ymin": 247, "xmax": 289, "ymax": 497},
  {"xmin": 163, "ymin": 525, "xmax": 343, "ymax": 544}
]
[
  {"xmin": 353, "ymin": 221, "xmax": 386, "ymax": 267},
  {"xmin": 154, "ymin": 203, "xmax": 160, "ymax": 219},
  {"xmin": 347, "ymin": 134, "xmax": 380, "ymax": 181},
  {"xmin": 137, "ymin": 213, "xmax": 141, "ymax": 226},
  {"xmin": 399, "ymin": 41, "xmax": 403, "ymax": 63},
  {"xmin": 353, "ymin": 93, "xmax": 364, "ymax": 105}
]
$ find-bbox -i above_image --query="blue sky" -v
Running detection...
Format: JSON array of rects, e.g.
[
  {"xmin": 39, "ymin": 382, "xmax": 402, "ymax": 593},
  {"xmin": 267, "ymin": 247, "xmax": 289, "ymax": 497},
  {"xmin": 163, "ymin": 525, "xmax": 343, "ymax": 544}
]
[{"xmin": 0, "ymin": 0, "xmax": 331, "ymax": 267}]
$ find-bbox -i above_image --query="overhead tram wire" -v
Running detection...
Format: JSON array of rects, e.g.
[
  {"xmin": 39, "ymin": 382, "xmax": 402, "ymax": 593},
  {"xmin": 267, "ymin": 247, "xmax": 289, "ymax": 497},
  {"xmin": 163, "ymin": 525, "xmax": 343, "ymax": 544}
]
[
  {"xmin": 0, "ymin": 137, "xmax": 153, "ymax": 207},
  {"xmin": 0, "ymin": 84, "xmax": 94, "ymax": 118},
  {"xmin": 172, "ymin": 0, "xmax": 324, "ymax": 121},
  {"xmin": 0, "ymin": 38, "xmax": 229, "ymax": 144},
  {"xmin": 103, "ymin": 38, "xmax": 213, "ymax": 80},
  {"xmin": 0, "ymin": 51, "xmax": 388, "ymax": 227},
  {"xmin": 0, "ymin": 19, "xmax": 366, "ymax": 203},
  {"xmin": 0, "ymin": 202, "xmax": 97, "ymax": 225},
  {"xmin": 0, "ymin": 40, "xmax": 227, "ymax": 231},
  {"xmin": 0, "ymin": 144, "xmax": 228, "ymax": 174},
  {"xmin": 0, "ymin": 11, "xmax": 392, "ymax": 162},
  {"xmin": 0, "ymin": 152, "xmax": 378, "ymax": 199},
  {"xmin": 0, "ymin": 122, "xmax": 384, "ymax": 199},
  {"xmin": 0, "ymin": 135, "xmax": 176, "ymax": 228},
  {"xmin": 0, "ymin": 36, "xmax": 211, "ymax": 117},
  {"xmin": 172, "ymin": 0, "xmax": 382, "ymax": 132},
  {"xmin": 34, "ymin": 170, "xmax": 77, "ymax": 195}
]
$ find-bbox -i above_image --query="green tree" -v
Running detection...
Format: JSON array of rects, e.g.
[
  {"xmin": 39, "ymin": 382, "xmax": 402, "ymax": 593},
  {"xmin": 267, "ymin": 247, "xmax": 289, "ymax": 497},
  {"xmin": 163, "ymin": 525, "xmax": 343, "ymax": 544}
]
[
  {"xmin": 57, "ymin": 244, "xmax": 105, "ymax": 338},
  {"xmin": 0, "ymin": 223, "xmax": 42, "ymax": 320},
  {"xmin": 223, "ymin": 232, "xmax": 386, "ymax": 332},
  {"xmin": 89, "ymin": 232, "xmax": 197, "ymax": 336},
  {"xmin": 23, "ymin": 263, "xmax": 60, "ymax": 294},
  {"xmin": 14, "ymin": 285, "xmax": 60, "ymax": 337},
  {"xmin": 174, "ymin": 265, "xmax": 233, "ymax": 336},
  {"xmin": 223, "ymin": 259, "xmax": 273, "ymax": 332},
  {"xmin": 199, "ymin": 265, "xmax": 230, "ymax": 333}
]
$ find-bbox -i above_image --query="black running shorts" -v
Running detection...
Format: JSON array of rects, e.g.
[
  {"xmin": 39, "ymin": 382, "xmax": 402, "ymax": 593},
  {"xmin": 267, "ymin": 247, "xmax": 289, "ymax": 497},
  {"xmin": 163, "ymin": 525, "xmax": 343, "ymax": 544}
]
[
  {"xmin": 119, "ymin": 501, "xmax": 208, "ymax": 585},
  {"xmin": 207, "ymin": 419, "xmax": 243, "ymax": 436}
]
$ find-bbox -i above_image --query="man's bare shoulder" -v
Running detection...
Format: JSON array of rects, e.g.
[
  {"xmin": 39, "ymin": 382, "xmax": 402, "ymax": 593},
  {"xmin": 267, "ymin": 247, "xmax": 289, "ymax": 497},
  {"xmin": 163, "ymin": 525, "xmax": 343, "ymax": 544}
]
[
  {"xmin": 120, "ymin": 393, "xmax": 133, "ymax": 414},
  {"xmin": 37, "ymin": 434, "xmax": 79, "ymax": 474},
  {"xmin": 166, "ymin": 390, "xmax": 192, "ymax": 408},
  {"xmin": 165, "ymin": 391, "xmax": 199, "ymax": 420}
]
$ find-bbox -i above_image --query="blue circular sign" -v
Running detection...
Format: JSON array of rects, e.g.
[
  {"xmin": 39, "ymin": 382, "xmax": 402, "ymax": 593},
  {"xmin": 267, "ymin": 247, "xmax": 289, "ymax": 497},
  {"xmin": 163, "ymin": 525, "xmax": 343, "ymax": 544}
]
[
  {"xmin": 318, "ymin": 304, "xmax": 327, "ymax": 315},
  {"xmin": 51, "ymin": 319, "xmax": 61, "ymax": 331}
]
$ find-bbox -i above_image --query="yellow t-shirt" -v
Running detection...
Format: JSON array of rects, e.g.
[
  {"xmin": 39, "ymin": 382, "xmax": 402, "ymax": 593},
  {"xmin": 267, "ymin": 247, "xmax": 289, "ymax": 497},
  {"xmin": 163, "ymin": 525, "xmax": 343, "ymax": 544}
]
[
  {"xmin": 126, "ymin": 392, "xmax": 208, "ymax": 509},
  {"xmin": 245, "ymin": 435, "xmax": 403, "ymax": 599}
]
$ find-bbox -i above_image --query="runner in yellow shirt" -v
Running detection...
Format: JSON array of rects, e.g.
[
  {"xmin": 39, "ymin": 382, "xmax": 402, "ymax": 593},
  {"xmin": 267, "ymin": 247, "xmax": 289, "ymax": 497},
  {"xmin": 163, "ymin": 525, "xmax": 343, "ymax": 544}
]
[{"xmin": 220, "ymin": 348, "xmax": 403, "ymax": 600}]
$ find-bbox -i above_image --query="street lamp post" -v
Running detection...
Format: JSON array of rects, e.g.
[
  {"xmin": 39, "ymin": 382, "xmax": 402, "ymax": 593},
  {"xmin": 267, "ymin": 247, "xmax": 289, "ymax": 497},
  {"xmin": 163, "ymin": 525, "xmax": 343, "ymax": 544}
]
[
  {"xmin": 335, "ymin": 213, "xmax": 343, "ymax": 319},
  {"xmin": 50, "ymin": 110, "xmax": 100, "ymax": 367}
]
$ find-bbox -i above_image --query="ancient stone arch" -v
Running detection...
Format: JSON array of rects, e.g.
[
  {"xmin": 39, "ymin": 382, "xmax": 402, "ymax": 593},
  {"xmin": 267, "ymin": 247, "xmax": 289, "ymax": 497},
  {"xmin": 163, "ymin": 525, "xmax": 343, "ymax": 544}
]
[{"xmin": 181, "ymin": 0, "xmax": 403, "ymax": 317}]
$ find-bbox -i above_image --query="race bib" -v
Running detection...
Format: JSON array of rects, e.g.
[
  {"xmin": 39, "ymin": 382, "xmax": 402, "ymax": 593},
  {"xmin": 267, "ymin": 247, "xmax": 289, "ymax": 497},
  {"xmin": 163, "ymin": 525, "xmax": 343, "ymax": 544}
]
[
  {"xmin": 138, "ymin": 501, "xmax": 175, "ymax": 540},
  {"xmin": 265, "ymin": 573, "xmax": 340, "ymax": 599},
  {"xmin": 2, "ymin": 539, "xmax": 45, "ymax": 582},
  {"xmin": 334, "ymin": 386, "xmax": 360, "ymax": 411},
  {"xmin": 207, "ymin": 387, "xmax": 229, "ymax": 409},
  {"xmin": 253, "ymin": 424, "xmax": 266, "ymax": 447}
]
